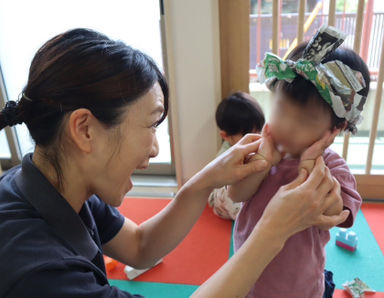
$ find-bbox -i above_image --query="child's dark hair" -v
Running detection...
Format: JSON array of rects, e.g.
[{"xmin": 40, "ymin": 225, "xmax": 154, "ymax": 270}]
[
  {"xmin": 269, "ymin": 42, "xmax": 370, "ymax": 130},
  {"xmin": 0, "ymin": 28, "xmax": 168, "ymax": 188},
  {"xmin": 215, "ymin": 92, "xmax": 265, "ymax": 136}
]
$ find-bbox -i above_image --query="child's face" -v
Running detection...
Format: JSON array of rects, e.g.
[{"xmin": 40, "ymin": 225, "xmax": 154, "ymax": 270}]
[{"xmin": 269, "ymin": 90, "xmax": 332, "ymax": 157}]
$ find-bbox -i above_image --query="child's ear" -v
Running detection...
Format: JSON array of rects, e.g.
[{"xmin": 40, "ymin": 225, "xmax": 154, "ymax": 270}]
[{"xmin": 219, "ymin": 130, "xmax": 230, "ymax": 142}]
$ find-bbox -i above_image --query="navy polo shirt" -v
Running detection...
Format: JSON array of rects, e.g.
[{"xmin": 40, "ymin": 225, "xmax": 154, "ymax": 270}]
[{"xmin": 0, "ymin": 154, "xmax": 143, "ymax": 298}]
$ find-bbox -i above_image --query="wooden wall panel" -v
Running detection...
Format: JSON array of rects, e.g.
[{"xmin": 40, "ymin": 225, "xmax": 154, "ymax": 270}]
[{"xmin": 218, "ymin": 0, "xmax": 250, "ymax": 98}]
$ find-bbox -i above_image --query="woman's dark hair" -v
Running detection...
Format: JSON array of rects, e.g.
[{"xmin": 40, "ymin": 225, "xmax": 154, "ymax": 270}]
[
  {"xmin": 215, "ymin": 92, "xmax": 265, "ymax": 136},
  {"xmin": 269, "ymin": 42, "xmax": 370, "ymax": 129},
  {"xmin": 0, "ymin": 28, "xmax": 168, "ymax": 188}
]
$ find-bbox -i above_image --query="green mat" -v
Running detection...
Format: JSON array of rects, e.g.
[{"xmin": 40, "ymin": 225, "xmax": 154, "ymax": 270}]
[
  {"xmin": 229, "ymin": 210, "xmax": 384, "ymax": 291},
  {"xmin": 110, "ymin": 280, "xmax": 198, "ymax": 297},
  {"xmin": 325, "ymin": 209, "xmax": 384, "ymax": 291}
]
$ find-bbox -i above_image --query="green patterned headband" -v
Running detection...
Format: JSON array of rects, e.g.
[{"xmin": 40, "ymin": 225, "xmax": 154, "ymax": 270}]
[{"xmin": 257, "ymin": 25, "xmax": 367, "ymax": 134}]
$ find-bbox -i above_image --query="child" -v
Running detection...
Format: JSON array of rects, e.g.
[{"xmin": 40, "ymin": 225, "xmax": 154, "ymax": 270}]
[
  {"xmin": 208, "ymin": 92, "xmax": 265, "ymax": 220},
  {"xmin": 229, "ymin": 26, "xmax": 369, "ymax": 297}
]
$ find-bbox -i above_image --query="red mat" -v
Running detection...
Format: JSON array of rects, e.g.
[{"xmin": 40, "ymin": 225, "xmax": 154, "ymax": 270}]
[
  {"xmin": 334, "ymin": 289, "xmax": 384, "ymax": 297},
  {"xmin": 362, "ymin": 203, "xmax": 384, "ymax": 255},
  {"xmin": 106, "ymin": 197, "xmax": 233, "ymax": 285}
]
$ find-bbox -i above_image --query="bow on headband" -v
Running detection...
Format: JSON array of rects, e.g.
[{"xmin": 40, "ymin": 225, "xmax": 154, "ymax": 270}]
[{"xmin": 257, "ymin": 25, "xmax": 367, "ymax": 134}]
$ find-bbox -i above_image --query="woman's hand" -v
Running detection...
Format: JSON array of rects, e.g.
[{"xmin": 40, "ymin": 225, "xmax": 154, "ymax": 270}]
[
  {"xmin": 254, "ymin": 124, "xmax": 282, "ymax": 166},
  {"xmin": 200, "ymin": 134, "xmax": 269, "ymax": 190},
  {"xmin": 260, "ymin": 156, "xmax": 349, "ymax": 239},
  {"xmin": 316, "ymin": 177, "xmax": 344, "ymax": 229},
  {"xmin": 192, "ymin": 156, "xmax": 349, "ymax": 298},
  {"xmin": 300, "ymin": 128, "xmax": 340, "ymax": 173}
]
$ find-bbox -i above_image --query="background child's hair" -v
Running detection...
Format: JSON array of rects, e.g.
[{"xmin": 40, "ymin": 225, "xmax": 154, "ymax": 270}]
[
  {"xmin": 215, "ymin": 92, "xmax": 265, "ymax": 136},
  {"xmin": 269, "ymin": 42, "xmax": 370, "ymax": 129}
]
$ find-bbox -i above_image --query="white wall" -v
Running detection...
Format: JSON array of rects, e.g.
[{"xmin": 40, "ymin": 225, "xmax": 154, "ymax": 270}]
[{"xmin": 163, "ymin": 0, "xmax": 221, "ymax": 184}]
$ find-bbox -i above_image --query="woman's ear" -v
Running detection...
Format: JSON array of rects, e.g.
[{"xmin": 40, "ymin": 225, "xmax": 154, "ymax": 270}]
[{"xmin": 67, "ymin": 108, "xmax": 95, "ymax": 153}]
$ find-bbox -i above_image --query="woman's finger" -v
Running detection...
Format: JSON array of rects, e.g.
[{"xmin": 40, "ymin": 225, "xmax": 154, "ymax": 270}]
[
  {"xmin": 239, "ymin": 159, "xmax": 269, "ymax": 178},
  {"xmin": 315, "ymin": 210, "xmax": 350, "ymax": 230},
  {"xmin": 319, "ymin": 130, "xmax": 332, "ymax": 146},
  {"xmin": 239, "ymin": 138, "xmax": 263, "ymax": 156},
  {"xmin": 315, "ymin": 167, "xmax": 334, "ymax": 199},
  {"xmin": 320, "ymin": 178, "xmax": 341, "ymax": 213},
  {"xmin": 313, "ymin": 130, "xmax": 331, "ymax": 150},
  {"xmin": 325, "ymin": 128, "xmax": 341, "ymax": 148},
  {"xmin": 299, "ymin": 156, "xmax": 326, "ymax": 190},
  {"xmin": 261, "ymin": 123, "xmax": 271, "ymax": 137},
  {"xmin": 237, "ymin": 133, "xmax": 262, "ymax": 145},
  {"xmin": 300, "ymin": 129, "xmax": 340, "ymax": 162}
]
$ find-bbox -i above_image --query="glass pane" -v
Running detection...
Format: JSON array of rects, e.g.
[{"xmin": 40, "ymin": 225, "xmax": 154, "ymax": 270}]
[
  {"xmin": 0, "ymin": 130, "xmax": 11, "ymax": 158},
  {"xmin": 155, "ymin": 119, "xmax": 172, "ymax": 163},
  {"xmin": 371, "ymin": 83, "xmax": 384, "ymax": 174},
  {"xmin": 0, "ymin": 0, "xmax": 171, "ymax": 165},
  {"xmin": 369, "ymin": 2, "xmax": 384, "ymax": 174}
]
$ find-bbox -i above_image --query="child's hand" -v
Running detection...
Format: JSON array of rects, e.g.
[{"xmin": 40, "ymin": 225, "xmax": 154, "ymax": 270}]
[
  {"xmin": 252, "ymin": 124, "xmax": 282, "ymax": 166},
  {"xmin": 300, "ymin": 128, "xmax": 340, "ymax": 173}
]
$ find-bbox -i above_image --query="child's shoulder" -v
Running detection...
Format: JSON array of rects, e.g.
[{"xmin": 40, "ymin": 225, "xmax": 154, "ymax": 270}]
[
  {"xmin": 323, "ymin": 148, "xmax": 342, "ymax": 160},
  {"xmin": 323, "ymin": 148, "xmax": 350, "ymax": 171}
]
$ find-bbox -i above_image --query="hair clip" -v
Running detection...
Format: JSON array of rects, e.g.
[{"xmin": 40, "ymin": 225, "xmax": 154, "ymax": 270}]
[{"xmin": 22, "ymin": 93, "xmax": 33, "ymax": 102}]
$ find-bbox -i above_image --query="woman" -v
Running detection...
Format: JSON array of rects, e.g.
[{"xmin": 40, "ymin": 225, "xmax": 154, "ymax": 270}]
[{"xmin": 0, "ymin": 29, "xmax": 348, "ymax": 298}]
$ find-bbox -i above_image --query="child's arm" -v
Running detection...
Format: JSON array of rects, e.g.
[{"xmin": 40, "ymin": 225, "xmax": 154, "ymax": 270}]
[
  {"xmin": 229, "ymin": 125, "xmax": 282, "ymax": 203},
  {"xmin": 228, "ymin": 155, "xmax": 272, "ymax": 203}
]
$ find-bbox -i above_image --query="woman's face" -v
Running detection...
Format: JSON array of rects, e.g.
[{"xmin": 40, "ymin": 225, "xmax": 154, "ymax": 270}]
[{"xmin": 92, "ymin": 82, "xmax": 164, "ymax": 206}]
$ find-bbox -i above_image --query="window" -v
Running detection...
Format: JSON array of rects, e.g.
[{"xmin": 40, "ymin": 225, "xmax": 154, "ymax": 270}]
[
  {"xmin": 0, "ymin": 0, "xmax": 173, "ymax": 173},
  {"xmin": 0, "ymin": 131, "xmax": 11, "ymax": 159}
]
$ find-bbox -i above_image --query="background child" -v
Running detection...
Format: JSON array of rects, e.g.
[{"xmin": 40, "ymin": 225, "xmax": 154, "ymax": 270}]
[
  {"xmin": 208, "ymin": 92, "xmax": 265, "ymax": 220},
  {"xmin": 229, "ymin": 26, "xmax": 370, "ymax": 297}
]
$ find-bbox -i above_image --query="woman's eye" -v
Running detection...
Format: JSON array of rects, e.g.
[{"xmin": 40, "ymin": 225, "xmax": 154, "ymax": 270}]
[{"xmin": 152, "ymin": 120, "xmax": 160, "ymax": 128}]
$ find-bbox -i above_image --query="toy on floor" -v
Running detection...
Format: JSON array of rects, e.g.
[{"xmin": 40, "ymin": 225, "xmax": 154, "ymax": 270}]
[
  {"xmin": 104, "ymin": 256, "xmax": 118, "ymax": 273},
  {"xmin": 124, "ymin": 258, "xmax": 163, "ymax": 280},
  {"xmin": 336, "ymin": 228, "xmax": 358, "ymax": 252},
  {"xmin": 343, "ymin": 277, "xmax": 376, "ymax": 298}
]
